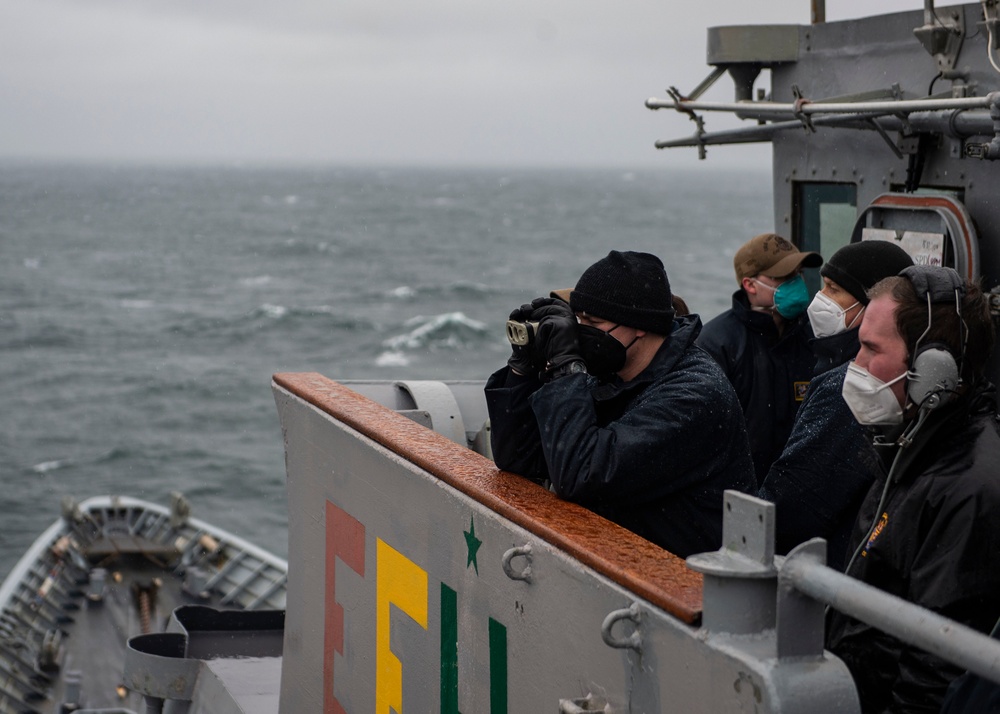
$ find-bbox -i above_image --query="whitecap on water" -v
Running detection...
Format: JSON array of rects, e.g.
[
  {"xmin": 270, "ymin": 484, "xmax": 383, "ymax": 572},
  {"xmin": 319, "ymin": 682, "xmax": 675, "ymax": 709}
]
[
  {"xmin": 32, "ymin": 460, "xmax": 65, "ymax": 474},
  {"xmin": 23, "ymin": 258, "xmax": 40, "ymax": 269},
  {"xmin": 259, "ymin": 303, "xmax": 288, "ymax": 319},
  {"xmin": 388, "ymin": 286, "xmax": 416, "ymax": 299},
  {"xmin": 384, "ymin": 312, "xmax": 487, "ymax": 351},
  {"xmin": 376, "ymin": 350, "xmax": 410, "ymax": 367},
  {"xmin": 241, "ymin": 275, "xmax": 273, "ymax": 287},
  {"xmin": 120, "ymin": 299, "xmax": 154, "ymax": 309}
]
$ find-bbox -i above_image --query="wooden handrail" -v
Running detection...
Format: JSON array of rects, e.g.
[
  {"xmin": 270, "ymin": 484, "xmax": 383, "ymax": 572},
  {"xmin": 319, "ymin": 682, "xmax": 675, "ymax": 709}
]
[{"xmin": 273, "ymin": 372, "xmax": 703, "ymax": 624}]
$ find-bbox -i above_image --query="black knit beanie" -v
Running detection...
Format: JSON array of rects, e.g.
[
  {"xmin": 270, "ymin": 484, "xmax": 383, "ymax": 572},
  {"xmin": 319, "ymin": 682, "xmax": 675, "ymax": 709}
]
[
  {"xmin": 569, "ymin": 251, "xmax": 675, "ymax": 334},
  {"xmin": 821, "ymin": 241, "xmax": 914, "ymax": 305}
]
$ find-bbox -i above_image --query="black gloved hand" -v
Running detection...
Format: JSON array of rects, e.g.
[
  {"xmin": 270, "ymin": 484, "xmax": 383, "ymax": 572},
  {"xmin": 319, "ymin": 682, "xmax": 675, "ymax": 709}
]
[
  {"xmin": 507, "ymin": 302, "xmax": 542, "ymax": 376},
  {"xmin": 530, "ymin": 297, "xmax": 584, "ymax": 377}
]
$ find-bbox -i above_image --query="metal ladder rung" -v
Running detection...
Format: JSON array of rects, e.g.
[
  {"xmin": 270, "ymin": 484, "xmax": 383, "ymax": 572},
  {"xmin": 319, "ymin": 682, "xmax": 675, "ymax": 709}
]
[
  {"xmin": 219, "ymin": 561, "xmax": 269, "ymax": 605},
  {"xmin": 26, "ymin": 564, "xmax": 70, "ymax": 601},
  {"xmin": 9, "ymin": 592, "xmax": 60, "ymax": 629},
  {"xmin": 4, "ymin": 605, "xmax": 44, "ymax": 630},
  {"xmin": 143, "ymin": 512, "xmax": 169, "ymax": 540},
  {"xmin": 0, "ymin": 657, "xmax": 45, "ymax": 701},
  {"xmin": 203, "ymin": 552, "xmax": 247, "ymax": 591},
  {"xmin": 0, "ymin": 683, "xmax": 39, "ymax": 712},
  {"xmin": 173, "ymin": 529, "xmax": 207, "ymax": 573},
  {"xmin": 246, "ymin": 573, "xmax": 288, "ymax": 610},
  {"xmin": 130, "ymin": 509, "xmax": 152, "ymax": 535}
]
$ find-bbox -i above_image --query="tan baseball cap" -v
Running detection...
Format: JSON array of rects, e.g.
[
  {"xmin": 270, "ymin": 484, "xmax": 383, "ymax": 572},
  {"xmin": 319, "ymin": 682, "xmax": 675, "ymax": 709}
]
[{"xmin": 734, "ymin": 233, "xmax": 822, "ymax": 284}]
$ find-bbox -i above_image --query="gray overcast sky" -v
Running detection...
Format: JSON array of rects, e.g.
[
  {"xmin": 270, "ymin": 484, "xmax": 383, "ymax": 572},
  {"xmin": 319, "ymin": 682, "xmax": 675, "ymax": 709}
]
[{"xmin": 1, "ymin": 0, "xmax": 921, "ymax": 168}]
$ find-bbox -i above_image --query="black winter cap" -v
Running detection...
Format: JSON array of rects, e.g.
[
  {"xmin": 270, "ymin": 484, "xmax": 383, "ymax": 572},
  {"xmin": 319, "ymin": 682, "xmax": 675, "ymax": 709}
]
[
  {"xmin": 821, "ymin": 241, "xmax": 915, "ymax": 305},
  {"xmin": 570, "ymin": 251, "xmax": 675, "ymax": 334}
]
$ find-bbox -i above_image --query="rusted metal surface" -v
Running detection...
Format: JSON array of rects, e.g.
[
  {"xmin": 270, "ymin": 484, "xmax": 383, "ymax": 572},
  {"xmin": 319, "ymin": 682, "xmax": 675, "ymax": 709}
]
[{"xmin": 272, "ymin": 372, "xmax": 703, "ymax": 624}]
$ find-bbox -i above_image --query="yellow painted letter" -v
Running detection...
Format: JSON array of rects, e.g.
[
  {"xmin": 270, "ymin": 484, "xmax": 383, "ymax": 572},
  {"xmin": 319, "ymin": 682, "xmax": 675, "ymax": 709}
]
[{"xmin": 376, "ymin": 538, "xmax": 428, "ymax": 713}]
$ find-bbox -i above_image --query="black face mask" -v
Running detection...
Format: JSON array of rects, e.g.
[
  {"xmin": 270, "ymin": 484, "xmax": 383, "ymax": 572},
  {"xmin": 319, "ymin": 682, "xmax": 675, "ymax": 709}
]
[{"xmin": 577, "ymin": 324, "xmax": 629, "ymax": 380}]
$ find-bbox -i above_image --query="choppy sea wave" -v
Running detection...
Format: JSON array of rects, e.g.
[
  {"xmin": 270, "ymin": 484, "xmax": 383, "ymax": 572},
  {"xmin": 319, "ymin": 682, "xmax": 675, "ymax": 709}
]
[
  {"xmin": 382, "ymin": 281, "xmax": 492, "ymax": 300},
  {"xmin": 0, "ymin": 163, "xmax": 772, "ymax": 576},
  {"xmin": 31, "ymin": 459, "xmax": 69, "ymax": 474},
  {"xmin": 378, "ymin": 312, "xmax": 490, "ymax": 366}
]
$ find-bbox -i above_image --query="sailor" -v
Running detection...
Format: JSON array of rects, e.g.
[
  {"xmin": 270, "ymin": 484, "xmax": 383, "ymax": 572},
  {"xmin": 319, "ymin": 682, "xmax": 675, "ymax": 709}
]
[
  {"xmin": 758, "ymin": 240, "xmax": 914, "ymax": 568},
  {"xmin": 807, "ymin": 240, "xmax": 916, "ymax": 376},
  {"xmin": 697, "ymin": 233, "xmax": 823, "ymax": 483},
  {"xmin": 825, "ymin": 266, "xmax": 1000, "ymax": 713},
  {"xmin": 485, "ymin": 250, "xmax": 755, "ymax": 558}
]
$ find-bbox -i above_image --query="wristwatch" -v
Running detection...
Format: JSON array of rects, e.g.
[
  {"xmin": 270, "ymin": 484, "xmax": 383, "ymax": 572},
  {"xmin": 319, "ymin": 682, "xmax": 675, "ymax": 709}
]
[{"xmin": 549, "ymin": 360, "xmax": 588, "ymax": 380}]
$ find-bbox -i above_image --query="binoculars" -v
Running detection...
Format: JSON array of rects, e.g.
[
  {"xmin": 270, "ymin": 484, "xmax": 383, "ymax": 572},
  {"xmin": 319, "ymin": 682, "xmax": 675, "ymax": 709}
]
[{"xmin": 505, "ymin": 320, "xmax": 538, "ymax": 347}]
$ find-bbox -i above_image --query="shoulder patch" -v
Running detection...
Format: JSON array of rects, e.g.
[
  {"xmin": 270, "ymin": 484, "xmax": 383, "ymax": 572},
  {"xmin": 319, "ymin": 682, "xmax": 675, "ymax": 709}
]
[{"xmin": 861, "ymin": 511, "xmax": 889, "ymax": 558}]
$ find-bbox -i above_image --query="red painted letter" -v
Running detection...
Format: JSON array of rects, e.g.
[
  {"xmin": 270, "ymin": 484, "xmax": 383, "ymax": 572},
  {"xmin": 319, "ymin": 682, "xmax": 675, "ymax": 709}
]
[{"xmin": 325, "ymin": 501, "xmax": 366, "ymax": 714}]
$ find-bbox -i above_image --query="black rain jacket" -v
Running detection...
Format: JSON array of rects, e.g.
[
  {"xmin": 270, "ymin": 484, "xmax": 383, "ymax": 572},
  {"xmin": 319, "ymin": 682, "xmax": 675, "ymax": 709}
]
[
  {"xmin": 826, "ymin": 384, "xmax": 1000, "ymax": 714},
  {"xmin": 485, "ymin": 314, "xmax": 756, "ymax": 558},
  {"xmin": 698, "ymin": 290, "xmax": 816, "ymax": 482},
  {"xmin": 758, "ymin": 362, "xmax": 882, "ymax": 570},
  {"xmin": 810, "ymin": 325, "xmax": 861, "ymax": 376}
]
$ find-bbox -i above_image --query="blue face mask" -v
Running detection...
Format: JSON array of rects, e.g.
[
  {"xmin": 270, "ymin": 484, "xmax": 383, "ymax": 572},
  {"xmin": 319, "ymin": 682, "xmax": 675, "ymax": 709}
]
[
  {"xmin": 773, "ymin": 275, "xmax": 810, "ymax": 318},
  {"xmin": 756, "ymin": 274, "xmax": 811, "ymax": 319}
]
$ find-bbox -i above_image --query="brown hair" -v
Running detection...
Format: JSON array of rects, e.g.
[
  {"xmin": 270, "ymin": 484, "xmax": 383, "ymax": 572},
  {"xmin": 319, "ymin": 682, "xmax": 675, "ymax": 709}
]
[
  {"xmin": 671, "ymin": 294, "xmax": 690, "ymax": 317},
  {"xmin": 867, "ymin": 275, "xmax": 995, "ymax": 382}
]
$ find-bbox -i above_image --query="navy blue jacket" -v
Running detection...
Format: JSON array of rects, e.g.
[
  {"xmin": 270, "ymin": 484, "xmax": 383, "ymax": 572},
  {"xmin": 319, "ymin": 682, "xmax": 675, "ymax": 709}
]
[
  {"xmin": 810, "ymin": 326, "xmax": 861, "ymax": 376},
  {"xmin": 827, "ymin": 385, "xmax": 1000, "ymax": 713},
  {"xmin": 757, "ymin": 363, "xmax": 881, "ymax": 569},
  {"xmin": 698, "ymin": 291, "xmax": 815, "ymax": 482},
  {"xmin": 485, "ymin": 315, "xmax": 756, "ymax": 558}
]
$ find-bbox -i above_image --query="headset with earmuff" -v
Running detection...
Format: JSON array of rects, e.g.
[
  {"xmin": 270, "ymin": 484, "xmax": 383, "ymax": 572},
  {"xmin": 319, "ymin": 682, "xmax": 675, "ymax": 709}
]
[
  {"xmin": 907, "ymin": 342, "xmax": 959, "ymax": 409},
  {"xmin": 845, "ymin": 265, "xmax": 969, "ymax": 574},
  {"xmin": 899, "ymin": 265, "xmax": 966, "ymax": 411}
]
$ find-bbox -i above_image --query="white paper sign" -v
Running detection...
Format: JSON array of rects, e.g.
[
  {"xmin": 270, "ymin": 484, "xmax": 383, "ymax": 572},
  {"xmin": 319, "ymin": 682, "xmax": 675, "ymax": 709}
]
[{"xmin": 861, "ymin": 228, "xmax": 944, "ymax": 266}]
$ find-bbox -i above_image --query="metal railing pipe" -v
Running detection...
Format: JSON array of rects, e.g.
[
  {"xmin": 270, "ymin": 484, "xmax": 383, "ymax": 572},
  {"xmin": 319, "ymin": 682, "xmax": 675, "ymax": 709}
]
[
  {"xmin": 653, "ymin": 110, "xmax": 998, "ymax": 149},
  {"xmin": 782, "ymin": 542, "xmax": 1000, "ymax": 685},
  {"xmin": 646, "ymin": 95, "xmax": 995, "ymax": 115}
]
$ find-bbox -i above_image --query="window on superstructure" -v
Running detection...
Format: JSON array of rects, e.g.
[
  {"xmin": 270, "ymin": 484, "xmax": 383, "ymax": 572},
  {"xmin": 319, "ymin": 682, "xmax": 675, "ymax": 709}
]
[{"xmin": 794, "ymin": 182, "xmax": 858, "ymax": 293}]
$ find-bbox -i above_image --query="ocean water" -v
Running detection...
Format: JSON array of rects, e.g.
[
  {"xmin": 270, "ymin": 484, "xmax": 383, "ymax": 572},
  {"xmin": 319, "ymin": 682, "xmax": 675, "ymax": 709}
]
[{"xmin": 0, "ymin": 163, "xmax": 771, "ymax": 577}]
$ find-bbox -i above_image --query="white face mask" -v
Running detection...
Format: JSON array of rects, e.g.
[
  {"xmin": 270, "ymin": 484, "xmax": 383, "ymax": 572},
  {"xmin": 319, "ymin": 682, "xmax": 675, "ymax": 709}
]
[
  {"xmin": 841, "ymin": 362, "xmax": 908, "ymax": 425},
  {"xmin": 807, "ymin": 291, "xmax": 862, "ymax": 338}
]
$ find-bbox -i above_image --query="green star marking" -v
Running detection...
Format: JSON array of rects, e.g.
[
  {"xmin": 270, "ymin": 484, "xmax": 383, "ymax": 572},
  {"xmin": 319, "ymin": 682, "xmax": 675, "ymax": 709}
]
[{"xmin": 464, "ymin": 516, "xmax": 482, "ymax": 575}]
